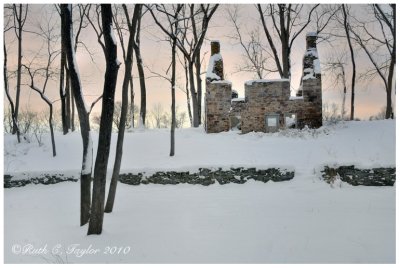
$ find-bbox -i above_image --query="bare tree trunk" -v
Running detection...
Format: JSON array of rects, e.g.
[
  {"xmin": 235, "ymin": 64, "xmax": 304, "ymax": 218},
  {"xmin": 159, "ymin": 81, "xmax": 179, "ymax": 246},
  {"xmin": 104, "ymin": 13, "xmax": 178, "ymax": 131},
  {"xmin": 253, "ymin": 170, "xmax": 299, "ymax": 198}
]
[
  {"xmin": 195, "ymin": 50, "xmax": 202, "ymax": 125},
  {"xmin": 60, "ymin": 44, "xmax": 69, "ymax": 134},
  {"xmin": 133, "ymin": 7, "xmax": 146, "ymax": 127},
  {"xmin": 129, "ymin": 77, "xmax": 135, "ymax": 128},
  {"xmin": 105, "ymin": 4, "xmax": 141, "ymax": 214},
  {"xmin": 13, "ymin": 4, "xmax": 26, "ymax": 135},
  {"xmin": 386, "ymin": 58, "xmax": 395, "ymax": 119},
  {"xmin": 170, "ymin": 35, "xmax": 177, "ymax": 156},
  {"xmin": 27, "ymin": 83, "xmax": 57, "ymax": 157},
  {"xmin": 71, "ymin": 91, "xmax": 75, "ymax": 131},
  {"xmin": 386, "ymin": 4, "xmax": 395, "ymax": 119},
  {"xmin": 61, "ymin": 4, "xmax": 93, "ymax": 226},
  {"xmin": 188, "ymin": 62, "xmax": 199, "ymax": 127},
  {"xmin": 342, "ymin": 4, "xmax": 356, "ymax": 120},
  {"xmin": 184, "ymin": 58, "xmax": 193, "ymax": 126},
  {"xmin": 65, "ymin": 66, "xmax": 71, "ymax": 130},
  {"xmin": 279, "ymin": 4, "xmax": 290, "ymax": 78},
  {"xmin": 340, "ymin": 65, "xmax": 347, "ymax": 119},
  {"xmin": 4, "ymin": 42, "xmax": 20, "ymax": 143},
  {"xmin": 88, "ymin": 4, "xmax": 120, "ymax": 235}
]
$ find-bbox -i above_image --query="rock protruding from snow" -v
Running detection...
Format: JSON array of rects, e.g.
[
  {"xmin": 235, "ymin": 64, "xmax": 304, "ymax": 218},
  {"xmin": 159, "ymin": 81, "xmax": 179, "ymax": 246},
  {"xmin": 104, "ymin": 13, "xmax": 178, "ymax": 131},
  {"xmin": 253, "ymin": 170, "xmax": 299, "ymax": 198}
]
[{"xmin": 206, "ymin": 41, "xmax": 224, "ymax": 82}]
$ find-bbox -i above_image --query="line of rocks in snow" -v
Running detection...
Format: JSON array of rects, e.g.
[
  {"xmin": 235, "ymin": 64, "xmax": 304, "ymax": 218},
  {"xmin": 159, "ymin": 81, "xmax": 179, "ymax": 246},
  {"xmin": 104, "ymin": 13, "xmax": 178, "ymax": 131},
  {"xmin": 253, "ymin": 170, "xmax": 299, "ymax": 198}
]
[
  {"xmin": 5, "ymin": 166, "xmax": 395, "ymax": 188},
  {"xmin": 4, "ymin": 174, "xmax": 78, "ymax": 188},
  {"xmin": 321, "ymin": 166, "xmax": 396, "ymax": 186},
  {"xmin": 4, "ymin": 168, "xmax": 294, "ymax": 188},
  {"xmin": 119, "ymin": 168, "xmax": 295, "ymax": 186}
]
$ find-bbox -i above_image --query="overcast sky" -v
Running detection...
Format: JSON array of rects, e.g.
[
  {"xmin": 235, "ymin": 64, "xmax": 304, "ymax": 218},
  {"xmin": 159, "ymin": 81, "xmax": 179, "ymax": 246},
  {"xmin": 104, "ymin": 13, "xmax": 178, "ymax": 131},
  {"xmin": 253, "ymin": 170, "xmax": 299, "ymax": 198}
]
[{"xmin": 3, "ymin": 3, "xmax": 395, "ymax": 126}]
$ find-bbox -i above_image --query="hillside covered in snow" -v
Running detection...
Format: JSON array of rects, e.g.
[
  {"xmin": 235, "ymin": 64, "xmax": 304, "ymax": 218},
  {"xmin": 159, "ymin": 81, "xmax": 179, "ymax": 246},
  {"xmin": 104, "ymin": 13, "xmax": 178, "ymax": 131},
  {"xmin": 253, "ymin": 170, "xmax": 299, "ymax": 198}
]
[{"xmin": 4, "ymin": 120, "xmax": 396, "ymax": 263}]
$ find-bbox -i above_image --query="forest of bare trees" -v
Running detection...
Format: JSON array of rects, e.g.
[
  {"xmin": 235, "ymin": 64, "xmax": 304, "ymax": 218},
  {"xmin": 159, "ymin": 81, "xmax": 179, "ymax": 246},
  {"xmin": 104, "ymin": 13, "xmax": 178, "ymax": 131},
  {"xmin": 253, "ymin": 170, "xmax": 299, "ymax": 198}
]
[{"xmin": 3, "ymin": 3, "xmax": 395, "ymax": 235}]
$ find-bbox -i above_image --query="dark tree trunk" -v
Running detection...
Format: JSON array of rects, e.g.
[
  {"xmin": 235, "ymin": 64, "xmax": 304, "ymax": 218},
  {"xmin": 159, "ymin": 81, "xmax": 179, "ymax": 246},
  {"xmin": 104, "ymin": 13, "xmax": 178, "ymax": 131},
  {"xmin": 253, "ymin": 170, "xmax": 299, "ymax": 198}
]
[
  {"xmin": 279, "ymin": 5, "xmax": 290, "ymax": 78},
  {"xmin": 257, "ymin": 4, "xmax": 283, "ymax": 77},
  {"xmin": 4, "ymin": 43, "xmax": 20, "ymax": 143},
  {"xmin": 386, "ymin": 57, "xmax": 395, "ymax": 119},
  {"xmin": 129, "ymin": 77, "xmax": 135, "ymax": 128},
  {"xmin": 88, "ymin": 4, "xmax": 120, "ymax": 235},
  {"xmin": 342, "ymin": 4, "xmax": 357, "ymax": 120},
  {"xmin": 184, "ymin": 58, "xmax": 193, "ymax": 126},
  {"xmin": 195, "ymin": 50, "xmax": 202, "ymax": 125},
  {"xmin": 105, "ymin": 4, "xmax": 141, "ymax": 214},
  {"xmin": 133, "ymin": 7, "xmax": 146, "ymax": 127},
  {"xmin": 60, "ymin": 43, "xmax": 68, "ymax": 134},
  {"xmin": 71, "ymin": 91, "xmax": 75, "ymax": 131},
  {"xmin": 188, "ymin": 62, "xmax": 199, "ymax": 127},
  {"xmin": 170, "ymin": 37, "xmax": 177, "ymax": 156},
  {"xmin": 65, "ymin": 66, "xmax": 71, "ymax": 130},
  {"xmin": 32, "ymin": 89, "xmax": 56, "ymax": 157},
  {"xmin": 386, "ymin": 4, "xmax": 395, "ymax": 119},
  {"xmin": 13, "ymin": 4, "xmax": 24, "ymax": 135},
  {"xmin": 61, "ymin": 4, "xmax": 93, "ymax": 226}
]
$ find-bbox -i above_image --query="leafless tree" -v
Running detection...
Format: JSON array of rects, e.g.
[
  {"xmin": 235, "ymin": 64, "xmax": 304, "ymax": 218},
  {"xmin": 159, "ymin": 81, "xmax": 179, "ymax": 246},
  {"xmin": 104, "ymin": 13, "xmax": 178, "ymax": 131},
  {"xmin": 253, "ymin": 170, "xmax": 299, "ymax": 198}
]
[
  {"xmin": 227, "ymin": 5, "xmax": 276, "ymax": 79},
  {"xmin": 11, "ymin": 4, "xmax": 28, "ymax": 135},
  {"xmin": 105, "ymin": 4, "xmax": 141, "ymax": 214},
  {"xmin": 56, "ymin": 4, "xmax": 91, "ymax": 133},
  {"xmin": 341, "ymin": 4, "xmax": 357, "ymax": 120},
  {"xmin": 257, "ymin": 4, "xmax": 319, "ymax": 79},
  {"xmin": 148, "ymin": 4, "xmax": 185, "ymax": 156},
  {"xmin": 133, "ymin": 5, "xmax": 147, "ymax": 127},
  {"xmin": 21, "ymin": 8, "xmax": 61, "ymax": 157},
  {"xmin": 177, "ymin": 4, "xmax": 218, "ymax": 127},
  {"xmin": 324, "ymin": 52, "xmax": 349, "ymax": 119},
  {"xmin": 4, "ymin": 8, "xmax": 21, "ymax": 142},
  {"xmin": 61, "ymin": 4, "xmax": 93, "ymax": 226},
  {"xmin": 88, "ymin": 4, "xmax": 120, "ymax": 235},
  {"xmin": 350, "ymin": 4, "xmax": 395, "ymax": 119}
]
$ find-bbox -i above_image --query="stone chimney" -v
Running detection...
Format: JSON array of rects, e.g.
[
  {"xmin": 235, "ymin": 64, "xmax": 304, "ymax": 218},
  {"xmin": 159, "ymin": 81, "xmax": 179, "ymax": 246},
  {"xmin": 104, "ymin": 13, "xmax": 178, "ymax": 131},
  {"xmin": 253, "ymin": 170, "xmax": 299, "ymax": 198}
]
[
  {"xmin": 207, "ymin": 41, "xmax": 224, "ymax": 81},
  {"xmin": 211, "ymin": 41, "xmax": 220, "ymax": 56},
  {"xmin": 306, "ymin": 32, "xmax": 317, "ymax": 49},
  {"xmin": 302, "ymin": 32, "xmax": 319, "ymax": 78}
]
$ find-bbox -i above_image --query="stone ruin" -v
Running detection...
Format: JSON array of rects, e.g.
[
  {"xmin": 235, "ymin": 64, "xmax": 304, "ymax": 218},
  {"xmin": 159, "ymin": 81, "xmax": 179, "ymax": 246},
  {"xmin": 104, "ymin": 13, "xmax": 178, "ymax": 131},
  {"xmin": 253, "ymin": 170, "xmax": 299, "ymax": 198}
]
[{"xmin": 205, "ymin": 33, "xmax": 322, "ymax": 134}]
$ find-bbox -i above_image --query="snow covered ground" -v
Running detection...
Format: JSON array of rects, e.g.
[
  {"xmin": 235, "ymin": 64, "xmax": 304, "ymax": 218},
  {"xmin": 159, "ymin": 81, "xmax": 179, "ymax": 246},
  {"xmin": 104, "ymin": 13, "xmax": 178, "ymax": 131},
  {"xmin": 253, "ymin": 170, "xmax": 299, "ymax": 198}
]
[{"xmin": 3, "ymin": 120, "xmax": 396, "ymax": 263}]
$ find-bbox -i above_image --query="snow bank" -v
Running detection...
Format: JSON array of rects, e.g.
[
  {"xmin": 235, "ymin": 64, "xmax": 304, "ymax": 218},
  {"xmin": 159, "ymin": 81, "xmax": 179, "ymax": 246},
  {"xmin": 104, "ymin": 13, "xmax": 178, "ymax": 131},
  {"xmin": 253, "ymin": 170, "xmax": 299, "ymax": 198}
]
[
  {"xmin": 3, "ymin": 120, "xmax": 395, "ymax": 263},
  {"xmin": 4, "ymin": 120, "xmax": 395, "ymax": 176},
  {"xmin": 4, "ymin": 172, "xmax": 395, "ymax": 263}
]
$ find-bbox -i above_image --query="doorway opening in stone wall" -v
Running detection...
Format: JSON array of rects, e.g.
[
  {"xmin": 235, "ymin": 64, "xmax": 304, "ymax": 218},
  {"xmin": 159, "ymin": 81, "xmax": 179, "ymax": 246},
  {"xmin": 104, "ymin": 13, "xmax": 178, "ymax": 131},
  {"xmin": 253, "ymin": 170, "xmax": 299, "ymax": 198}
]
[
  {"xmin": 265, "ymin": 114, "xmax": 280, "ymax": 133},
  {"xmin": 230, "ymin": 115, "xmax": 241, "ymax": 130},
  {"xmin": 284, "ymin": 113, "xmax": 297, "ymax": 129}
]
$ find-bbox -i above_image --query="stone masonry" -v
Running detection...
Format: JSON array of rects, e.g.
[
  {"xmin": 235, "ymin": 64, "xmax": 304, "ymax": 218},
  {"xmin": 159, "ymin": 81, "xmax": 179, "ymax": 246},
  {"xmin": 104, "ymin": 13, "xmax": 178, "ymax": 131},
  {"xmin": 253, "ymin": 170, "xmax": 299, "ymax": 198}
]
[
  {"xmin": 205, "ymin": 33, "xmax": 322, "ymax": 134},
  {"xmin": 205, "ymin": 41, "xmax": 232, "ymax": 133}
]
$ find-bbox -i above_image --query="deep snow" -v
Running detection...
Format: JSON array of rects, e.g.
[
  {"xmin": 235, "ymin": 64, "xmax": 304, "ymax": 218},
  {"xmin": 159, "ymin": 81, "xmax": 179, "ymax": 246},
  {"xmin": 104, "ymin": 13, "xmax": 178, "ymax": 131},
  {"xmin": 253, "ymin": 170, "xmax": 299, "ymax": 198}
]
[{"xmin": 3, "ymin": 120, "xmax": 396, "ymax": 263}]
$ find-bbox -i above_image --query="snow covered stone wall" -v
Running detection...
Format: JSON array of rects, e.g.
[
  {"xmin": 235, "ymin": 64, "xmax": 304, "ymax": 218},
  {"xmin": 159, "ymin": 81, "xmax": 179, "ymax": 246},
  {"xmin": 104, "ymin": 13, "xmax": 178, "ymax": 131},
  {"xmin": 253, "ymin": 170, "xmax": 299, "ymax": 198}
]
[
  {"xmin": 205, "ymin": 41, "xmax": 232, "ymax": 133},
  {"xmin": 206, "ymin": 41, "xmax": 224, "ymax": 82}
]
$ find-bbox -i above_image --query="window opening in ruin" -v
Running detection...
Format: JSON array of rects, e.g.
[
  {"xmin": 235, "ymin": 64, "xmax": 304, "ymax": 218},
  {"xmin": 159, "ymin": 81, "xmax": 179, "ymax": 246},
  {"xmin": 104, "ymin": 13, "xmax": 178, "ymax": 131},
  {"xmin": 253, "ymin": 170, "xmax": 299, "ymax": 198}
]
[
  {"xmin": 265, "ymin": 114, "xmax": 280, "ymax": 132},
  {"xmin": 285, "ymin": 113, "xmax": 297, "ymax": 129}
]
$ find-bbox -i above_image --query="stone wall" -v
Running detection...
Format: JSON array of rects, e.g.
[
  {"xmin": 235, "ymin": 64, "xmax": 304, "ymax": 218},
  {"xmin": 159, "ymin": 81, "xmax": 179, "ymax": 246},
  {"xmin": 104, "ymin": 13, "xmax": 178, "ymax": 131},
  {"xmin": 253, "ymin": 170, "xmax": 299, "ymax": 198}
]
[
  {"xmin": 299, "ymin": 78, "xmax": 322, "ymax": 128},
  {"xmin": 241, "ymin": 79, "xmax": 290, "ymax": 133},
  {"xmin": 321, "ymin": 166, "xmax": 396, "ymax": 186},
  {"xmin": 4, "ymin": 168, "xmax": 295, "ymax": 188},
  {"xmin": 205, "ymin": 81, "xmax": 232, "ymax": 133},
  {"xmin": 205, "ymin": 32, "xmax": 322, "ymax": 134}
]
